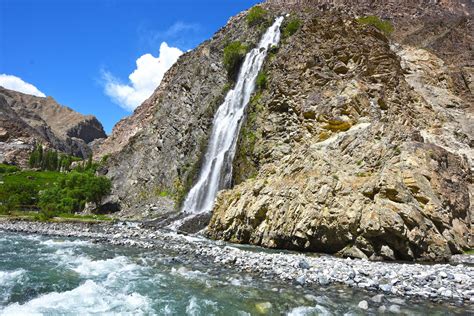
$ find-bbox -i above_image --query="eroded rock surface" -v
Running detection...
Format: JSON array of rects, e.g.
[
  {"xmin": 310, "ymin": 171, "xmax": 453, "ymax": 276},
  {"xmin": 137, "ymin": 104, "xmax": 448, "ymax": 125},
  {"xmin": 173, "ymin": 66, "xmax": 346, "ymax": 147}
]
[{"xmin": 207, "ymin": 1, "xmax": 473, "ymax": 261}]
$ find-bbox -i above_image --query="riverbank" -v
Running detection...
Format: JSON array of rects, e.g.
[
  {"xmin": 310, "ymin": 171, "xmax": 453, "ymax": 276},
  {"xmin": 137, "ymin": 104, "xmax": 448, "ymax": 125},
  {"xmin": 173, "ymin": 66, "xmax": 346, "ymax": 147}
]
[{"xmin": 0, "ymin": 219, "xmax": 473, "ymax": 311}]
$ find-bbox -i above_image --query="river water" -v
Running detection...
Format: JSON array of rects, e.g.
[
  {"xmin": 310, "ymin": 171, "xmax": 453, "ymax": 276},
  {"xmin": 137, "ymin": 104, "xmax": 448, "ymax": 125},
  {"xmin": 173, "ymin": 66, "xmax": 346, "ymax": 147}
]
[{"xmin": 0, "ymin": 232, "xmax": 469, "ymax": 315}]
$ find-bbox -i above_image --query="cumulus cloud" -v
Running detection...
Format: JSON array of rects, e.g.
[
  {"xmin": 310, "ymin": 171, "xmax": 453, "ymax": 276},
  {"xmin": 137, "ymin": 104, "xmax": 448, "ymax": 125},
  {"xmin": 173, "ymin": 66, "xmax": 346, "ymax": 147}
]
[
  {"xmin": 0, "ymin": 74, "xmax": 46, "ymax": 97},
  {"xmin": 103, "ymin": 42, "xmax": 183, "ymax": 111}
]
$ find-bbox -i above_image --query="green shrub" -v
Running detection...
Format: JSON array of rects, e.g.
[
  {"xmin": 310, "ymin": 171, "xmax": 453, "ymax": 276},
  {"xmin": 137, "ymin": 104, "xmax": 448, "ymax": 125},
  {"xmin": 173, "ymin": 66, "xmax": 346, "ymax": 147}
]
[
  {"xmin": 356, "ymin": 16, "xmax": 394, "ymax": 35},
  {"xmin": 246, "ymin": 6, "xmax": 267, "ymax": 26},
  {"xmin": 0, "ymin": 163, "xmax": 19, "ymax": 174},
  {"xmin": 282, "ymin": 18, "xmax": 301, "ymax": 38},
  {"xmin": 0, "ymin": 182, "xmax": 38, "ymax": 211},
  {"xmin": 38, "ymin": 171, "xmax": 111, "ymax": 215},
  {"xmin": 223, "ymin": 41, "xmax": 248, "ymax": 81},
  {"xmin": 29, "ymin": 144, "xmax": 83, "ymax": 172},
  {"xmin": 256, "ymin": 72, "xmax": 267, "ymax": 90}
]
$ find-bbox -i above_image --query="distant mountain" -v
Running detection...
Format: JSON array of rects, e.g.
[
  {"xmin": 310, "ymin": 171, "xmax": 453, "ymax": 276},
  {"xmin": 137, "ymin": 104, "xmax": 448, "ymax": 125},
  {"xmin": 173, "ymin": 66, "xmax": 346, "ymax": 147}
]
[{"xmin": 0, "ymin": 87, "xmax": 106, "ymax": 166}]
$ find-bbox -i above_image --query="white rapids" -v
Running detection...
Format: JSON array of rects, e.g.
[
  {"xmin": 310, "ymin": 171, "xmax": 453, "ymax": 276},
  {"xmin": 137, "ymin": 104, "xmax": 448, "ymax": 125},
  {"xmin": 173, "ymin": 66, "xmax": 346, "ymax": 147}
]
[{"xmin": 180, "ymin": 16, "xmax": 284, "ymax": 216}]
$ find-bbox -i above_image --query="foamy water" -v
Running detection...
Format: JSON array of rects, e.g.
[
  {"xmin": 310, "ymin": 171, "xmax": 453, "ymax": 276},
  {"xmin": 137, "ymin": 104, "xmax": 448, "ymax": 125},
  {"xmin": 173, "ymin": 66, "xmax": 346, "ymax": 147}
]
[{"xmin": 0, "ymin": 232, "xmax": 468, "ymax": 315}]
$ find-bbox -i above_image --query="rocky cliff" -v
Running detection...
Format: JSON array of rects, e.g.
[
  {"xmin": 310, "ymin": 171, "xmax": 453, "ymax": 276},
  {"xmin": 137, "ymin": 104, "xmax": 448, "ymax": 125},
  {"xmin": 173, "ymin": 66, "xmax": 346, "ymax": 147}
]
[
  {"xmin": 100, "ymin": 0, "xmax": 472, "ymax": 261},
  {"xmin": 96, "ymin": 11, "xmax": 269, "ymax": 217},
  {"xmin": 0, "ymin": 87, "xmax": 106, "ymax": 166}
]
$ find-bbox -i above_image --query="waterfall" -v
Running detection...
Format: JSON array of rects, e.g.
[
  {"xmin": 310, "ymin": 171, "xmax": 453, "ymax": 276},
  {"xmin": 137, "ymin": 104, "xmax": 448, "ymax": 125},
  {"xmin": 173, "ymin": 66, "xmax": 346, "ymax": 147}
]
[{"xmin": 182, "ymin": 16, "xmax": 284, "ymax": 215}]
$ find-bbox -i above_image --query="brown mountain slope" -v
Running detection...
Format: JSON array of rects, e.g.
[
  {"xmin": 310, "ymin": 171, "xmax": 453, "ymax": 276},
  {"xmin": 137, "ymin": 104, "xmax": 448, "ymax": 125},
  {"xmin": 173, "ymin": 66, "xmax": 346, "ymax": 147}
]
[{"xmin": 0, "ymin": 87, "xmax": 106, "ymax": 166}]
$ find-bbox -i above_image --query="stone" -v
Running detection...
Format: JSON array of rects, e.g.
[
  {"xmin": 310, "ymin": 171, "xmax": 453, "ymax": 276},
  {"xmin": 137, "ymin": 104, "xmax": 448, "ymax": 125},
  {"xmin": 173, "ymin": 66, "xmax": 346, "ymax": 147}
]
[
  {"xmin": 370, "ymin": 294, "xmax": 384, "ymax": 303},
  {"xmin": 358, "ymin": 300, "xmax": 369, "ymax": 310},
  {"xmin": 388, "ymin": 304, "xmax": 401, "ymax": 314},
  {"xmin": 298, "ymin": 259, "xmax": 310, "ymax": 270},
  {"xmin": 255, "ymin": 302, "xmax": 272, "ymax": 314},
  {"xmin": 379, "ymin": 284, "xmax": 392, "ymax": 292}
]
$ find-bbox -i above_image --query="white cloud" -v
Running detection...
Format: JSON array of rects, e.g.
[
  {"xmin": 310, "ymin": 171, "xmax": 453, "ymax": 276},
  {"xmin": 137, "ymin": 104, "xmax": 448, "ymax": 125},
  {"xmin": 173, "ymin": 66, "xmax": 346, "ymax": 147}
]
[
  {"xmin": 103, "ymin": 42, "xmax": 183, "ymax": 111},
  {"xmin": 0, "ymin": 74, "xmax": 46, "ymax": 97}
]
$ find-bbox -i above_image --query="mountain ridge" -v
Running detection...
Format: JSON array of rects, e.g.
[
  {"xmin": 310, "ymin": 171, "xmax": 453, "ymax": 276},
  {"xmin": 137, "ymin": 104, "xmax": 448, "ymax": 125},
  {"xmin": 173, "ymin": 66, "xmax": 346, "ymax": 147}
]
[{"xmin": 0, "ymin": 86, "xmax": 107, "ymax": 166}]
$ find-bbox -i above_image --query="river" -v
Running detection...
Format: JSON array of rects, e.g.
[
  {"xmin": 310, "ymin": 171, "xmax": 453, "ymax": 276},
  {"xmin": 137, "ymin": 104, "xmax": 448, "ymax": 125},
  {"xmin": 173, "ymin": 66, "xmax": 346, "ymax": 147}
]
[{"xmin": 0, "ymin": 231, "xmax": 470, "ymax": 315}]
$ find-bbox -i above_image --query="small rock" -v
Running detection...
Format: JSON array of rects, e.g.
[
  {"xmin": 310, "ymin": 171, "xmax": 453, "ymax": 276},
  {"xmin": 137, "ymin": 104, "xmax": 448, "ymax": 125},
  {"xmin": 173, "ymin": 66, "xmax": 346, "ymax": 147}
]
[
  {"xmin": 296, "ymin": 275, "xmax": 306, "ymax": 285},
  {"xmin": 370, "ymin": 294, "xmax": 384, "ymax": 303},
  {"xmin": 358, "ymin": 300, "xmax": 369, "ymax": 310},
  {"xmin": 379, "ymin": 284, "xmax": 392, "ymax": 292},
  {"xmin": 255, "ymin": 302, "xmax": 272, "ymax": 314},
  {"xmin": 388, "ymin": 298, "xmax": 405, "ymax": 305},
  {"xmin": 298, "ymin": 259, "xmax": 310, "ymax": 270},
  {"xmin": 318, "ymin": 275, "xmax": 330, "ymax": 285},
  {"xmin": 388, "ymin": 304, "xmax": 401, "ymax": 314}
]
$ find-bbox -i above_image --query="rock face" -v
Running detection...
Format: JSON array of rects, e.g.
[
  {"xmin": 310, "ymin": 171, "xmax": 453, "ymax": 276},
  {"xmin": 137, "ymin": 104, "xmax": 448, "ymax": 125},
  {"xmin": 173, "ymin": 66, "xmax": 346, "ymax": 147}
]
[
  {"xmin": 96, "ymin": 11, "xmax": 268, "ymax": 218},
  {"xmin": 100, "ymin": 0, "xmax": 472, "ymax": 260},
  {"xmin": 206, "ymin": 1, "xmax": 473, "ymax": 261},
  {"xmin": 0, "ymin": 87, "xmax": 106, "ymax": 166}
]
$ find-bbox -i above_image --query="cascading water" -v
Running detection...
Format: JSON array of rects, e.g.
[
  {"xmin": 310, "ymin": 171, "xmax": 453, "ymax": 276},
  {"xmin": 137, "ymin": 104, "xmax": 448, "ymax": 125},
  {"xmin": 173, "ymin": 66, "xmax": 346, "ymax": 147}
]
[
  {"xmin": 177, "ymin": 17, "xmax": 283, "ymax": 218},
  {"xmin": 181, "ymin": 16, "xmax": 284, "ymax": 216}
]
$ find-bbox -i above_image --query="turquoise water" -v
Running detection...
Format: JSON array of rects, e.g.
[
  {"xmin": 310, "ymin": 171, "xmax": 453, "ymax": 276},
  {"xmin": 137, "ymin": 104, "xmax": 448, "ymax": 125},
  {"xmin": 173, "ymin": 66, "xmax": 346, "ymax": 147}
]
[{"xmin": 0, "ymin": 232, "xmax": 468, "ymax": 315}]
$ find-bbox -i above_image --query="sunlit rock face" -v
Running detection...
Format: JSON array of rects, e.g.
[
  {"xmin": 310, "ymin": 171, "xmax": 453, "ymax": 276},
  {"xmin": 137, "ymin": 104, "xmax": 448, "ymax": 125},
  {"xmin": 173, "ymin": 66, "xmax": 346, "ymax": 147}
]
[
  {"xmin": 207, "ymin": 0, "xmax": 473, "ymax": 261},
  {"xmin": 100, "ymin": 0, "xmax": 472, "ymax": 260}
]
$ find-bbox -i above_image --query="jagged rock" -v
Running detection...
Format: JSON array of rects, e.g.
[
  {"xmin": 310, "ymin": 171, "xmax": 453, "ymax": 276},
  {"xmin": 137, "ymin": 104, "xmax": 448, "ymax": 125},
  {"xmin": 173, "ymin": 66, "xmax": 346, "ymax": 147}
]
[
  {"xmin": 96, "ymin": 9, "xmax": 269, "ymax": 218},
  {"xmin": 206, "ymin": 1, "xmax": 472, "ymax": 261}
]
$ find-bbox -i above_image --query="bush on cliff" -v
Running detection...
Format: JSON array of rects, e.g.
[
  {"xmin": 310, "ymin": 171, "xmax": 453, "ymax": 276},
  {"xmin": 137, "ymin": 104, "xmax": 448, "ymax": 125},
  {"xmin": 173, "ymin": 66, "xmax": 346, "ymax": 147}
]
[
  {"xmin": 0, "ymin": 163, "xmax": 19, "ymax": 174},
  {"xmin": 282, "ymin": 18, "xmax": 301, "ymax": 38},
  {"xmin": 246, "ymin": 6, "xmax": 267, "ymax": 26},
  {"xmin": 223, "ymin": 41, "xmax": 248, "ymax": 81},
  {"xmin": 256, "ymin": 72, "xmax": 267, "ymax": 90},
  {"xmin": 356, "ymin": 16, "xmax": 394, "ymax": 35}
]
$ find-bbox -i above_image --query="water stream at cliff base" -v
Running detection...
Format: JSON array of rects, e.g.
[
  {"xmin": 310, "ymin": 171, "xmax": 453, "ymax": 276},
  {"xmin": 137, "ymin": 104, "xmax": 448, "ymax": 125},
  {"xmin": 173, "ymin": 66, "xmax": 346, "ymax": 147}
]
[{"xmin": 0, "ymin": 232, "xmax": 468, "ymax": 315}]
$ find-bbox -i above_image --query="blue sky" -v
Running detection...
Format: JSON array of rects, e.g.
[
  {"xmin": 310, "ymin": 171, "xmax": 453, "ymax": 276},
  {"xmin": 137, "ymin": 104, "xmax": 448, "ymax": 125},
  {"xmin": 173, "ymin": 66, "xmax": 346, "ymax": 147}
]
[{"xmin": 0, "ymin": 0, "xmax": 261, "ymax": 133}]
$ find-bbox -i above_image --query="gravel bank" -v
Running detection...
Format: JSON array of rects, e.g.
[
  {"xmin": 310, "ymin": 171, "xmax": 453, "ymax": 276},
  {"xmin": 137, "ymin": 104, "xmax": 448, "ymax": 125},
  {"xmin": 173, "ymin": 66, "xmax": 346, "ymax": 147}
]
[{"xmin": 1, "ymin": 219, "xmax": 473, "ymax": 308}]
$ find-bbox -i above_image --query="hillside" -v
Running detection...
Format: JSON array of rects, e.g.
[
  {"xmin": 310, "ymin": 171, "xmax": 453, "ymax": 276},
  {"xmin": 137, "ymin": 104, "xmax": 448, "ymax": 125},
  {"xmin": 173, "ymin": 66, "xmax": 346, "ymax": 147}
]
[
  {"xmin": 98, "ymin": 0, "xmax": 472, "ymax": 261},
  {"xmin": 0, "ymin": 87, "xmax": 106, "ymax": 166}
]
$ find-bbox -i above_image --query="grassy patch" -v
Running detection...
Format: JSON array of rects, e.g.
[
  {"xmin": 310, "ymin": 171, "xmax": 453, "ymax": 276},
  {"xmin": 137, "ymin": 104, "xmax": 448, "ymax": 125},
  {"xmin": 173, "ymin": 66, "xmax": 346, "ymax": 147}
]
[
  {"xmin": 356, "ymin": 16, "xmax": 394, "ymax": 35},
  {"xmin": 465, "ymin": 249, "xmax": 474, "ymax": 255},
  {"xmin": 0, "ymin": 210, "xmax": 112, "ymax": 222},
  {"xmin": 282, "ymin": 18, "xmax": 301, "ymax": 38},
  {"xmin": 0, "ymin": 164, "xmax": 20, "ymax": 174},
  {"xmin": 0, "ymin": 169, "xmax": 110, "ymax": 217},
  {"xmin": 246, "ymin": 6, "xmax": 267, "ymax": 26},
  {"xmin": 256, "ymin": 72, "xmax": 267, "ymax": 90},
  {"xmin": 223, "ymin": 41, "xmax": 248, "ymax": 81}
]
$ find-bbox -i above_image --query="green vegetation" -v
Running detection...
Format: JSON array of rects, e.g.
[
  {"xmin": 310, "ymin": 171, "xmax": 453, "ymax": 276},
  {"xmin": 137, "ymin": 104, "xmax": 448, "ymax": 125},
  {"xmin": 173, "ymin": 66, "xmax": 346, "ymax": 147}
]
[
  {"xmin": 0, "ymin": 166, "xmax": 111, "ymax": 218},
  {"xmin": 233, "ymin": 92, "xmax": 264, "ymax": 184},
  {"xmin": 356, "ymin": 16, "xmax": 394, "ymax": 35},
  {"xmin": 256, "ymin": 72, "xmax": 267, "ymax": 90},
  {"xmin": 282, "ymin": 18, "xmax": 301, "ymax": 38},
  {"xmin": 465, "ymin": 249, "xmax": 474, "ymax": 255},
  {"xmin": 223, "ymin": 41, "xmax": 248, "ymax": 81},
  {"xmin": 0, "ymin": 163, "xmax": 19, "ymax": 174},
  {"xmin": 29, "ymin": 144, "xmax": 82, "ymax": 171},
  {"xmin": 246, "ymin": 6, "xmax": 267, "ymax": 26},
  {"xmin": 38, "ymin": 171, "xmax": 110, "ymax": 214}
]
